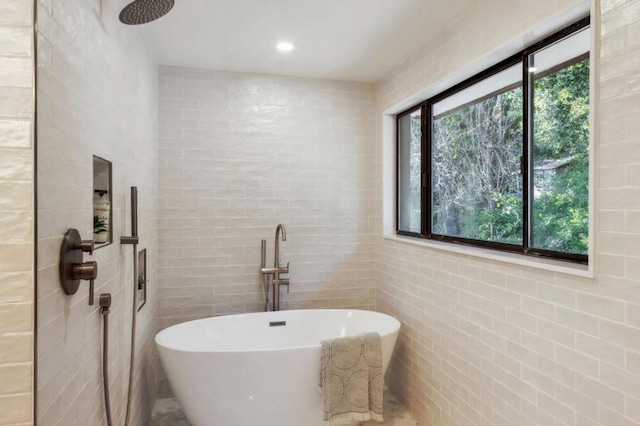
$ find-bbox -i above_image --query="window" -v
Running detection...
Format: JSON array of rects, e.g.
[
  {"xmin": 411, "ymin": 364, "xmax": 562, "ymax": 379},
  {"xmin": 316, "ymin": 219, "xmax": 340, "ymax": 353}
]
[{"xmin": 397, "ymin": 18, "xmax": 590, "ymax": 264}]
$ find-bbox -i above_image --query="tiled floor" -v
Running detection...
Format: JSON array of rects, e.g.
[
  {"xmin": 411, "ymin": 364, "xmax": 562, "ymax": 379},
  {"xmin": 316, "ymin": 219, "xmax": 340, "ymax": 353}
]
[{"xmin": 149, "ymin": 390, "xmax": 419, "ymax": 425}]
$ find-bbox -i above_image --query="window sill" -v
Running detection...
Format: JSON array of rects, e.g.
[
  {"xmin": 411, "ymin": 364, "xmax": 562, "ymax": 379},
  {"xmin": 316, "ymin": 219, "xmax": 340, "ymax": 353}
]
[{"xmin": 383, "ymin": 234, "xmax": 593, "ymax": 278}]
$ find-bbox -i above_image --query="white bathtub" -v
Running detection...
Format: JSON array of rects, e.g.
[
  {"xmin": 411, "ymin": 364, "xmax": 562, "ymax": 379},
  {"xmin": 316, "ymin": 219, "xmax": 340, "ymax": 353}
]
[{"xmin": 155, "ymin": 309, "xmax": 400, "ymax": 426}]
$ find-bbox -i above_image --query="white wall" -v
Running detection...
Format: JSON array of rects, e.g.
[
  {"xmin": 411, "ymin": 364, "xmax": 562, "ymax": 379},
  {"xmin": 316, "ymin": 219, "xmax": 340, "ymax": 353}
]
[
  {"xmin": 375, "ymin": 0, "xmax": 640, "ymax": 425},
  {"xmin": 157, "ymin": 66, "xmax": 377, "ymax": 396},
  {"xmin": 0, "ymin": 0, "xmax": 34, "ymax": 424},
  {"xmin": 36, "ymin": 0, "xmax": 158, "ymax": 424}
]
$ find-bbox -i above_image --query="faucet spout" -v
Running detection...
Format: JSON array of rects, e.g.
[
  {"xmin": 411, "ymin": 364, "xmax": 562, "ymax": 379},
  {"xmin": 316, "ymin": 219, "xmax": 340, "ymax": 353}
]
[{"xmin": 274, "ymin": 224, "xmax": 287, "ymax": 268}]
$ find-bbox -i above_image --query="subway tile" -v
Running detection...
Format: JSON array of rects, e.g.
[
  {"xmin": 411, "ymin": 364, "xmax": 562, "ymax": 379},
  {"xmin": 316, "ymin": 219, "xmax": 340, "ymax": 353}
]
[
  {"xmin": 0, "ymin": 394, "xmax": 31, "ymax": 424},
  {"xmin": 0, "ymin": 150, "xmax": 32, "ymax": 180},
  {"xmin": 0, "ymin": 87, "xmax": 32, "ymax": 118},
  {"xmin": 0, "ymin": 243, "xmax": 31, "ymax": 273},
  {"xmin": 599, "ymin": 406, "xmax": 639, "ymax": 426},
  {"xmin": 556, "ymin": 306, "xmax": 598, "ymax": 337},
  {"xmin": 0, "ymin": 58, "xmax": 32, "ymax": 88},
  {"xmin": 0, "ymin": 120, "xmax": 31, "ymax": 148},
  {"xmin": 555, "ymin": 345, "xmax": 599, "ymax": 379},
  {"xmin": 0, "ymin": 27, "xmax": 32, "ymax": 58},
  {"xmin": 0, "ymin": 334, "xmax": 31, "ymax": 364},
  {"xmin": 577, "ymin": 293, "xmax": 626, "ymax": 322},
  {"xmin": 600, "ymin": 319, "xmax": 640, "ymax": 352},
  {"xmin": 0, "ymin": 272, "xmax": 33, "ymax": 303},
  {"xmin": 522, "ymin": 296, "xmax": 556, "ymax": 321},
  {"xmin": 0, "ymin": 211, "xmax": 32, "ymax": 242},
  {"xmin": 0, "ymin": 0, "xmax": 32, "ymax": 26},
  {"xmin": 601, "ymin": 363, "xmax": 640, "ymax": 400},
  {"xmin": 576, "ymin": 333, "xmax": 626, "ymax": 369},
  {"xmin": 0, "ymin": 365, "xmax": 32, "ymax": 396},
  {"xmin": 555, "ymin": 383, "xmax": 599, "ymax": 423}
]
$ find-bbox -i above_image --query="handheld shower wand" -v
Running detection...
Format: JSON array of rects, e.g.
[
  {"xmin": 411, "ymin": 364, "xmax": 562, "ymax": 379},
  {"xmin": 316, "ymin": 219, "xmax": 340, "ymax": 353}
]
[{"xmin": 102, "ymin": 187, "xmax": 140, "ymax": 426}]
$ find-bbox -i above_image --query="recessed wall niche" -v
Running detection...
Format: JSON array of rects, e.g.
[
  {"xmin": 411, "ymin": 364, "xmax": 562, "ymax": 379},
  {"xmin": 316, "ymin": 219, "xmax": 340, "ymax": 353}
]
[
  {"xmin": 93, "ymin": 156, "xmax": 113, "ymax": 247},
  {"xmin": 138, "ymin": 249, "xmax": 147, "ymax": 311}
]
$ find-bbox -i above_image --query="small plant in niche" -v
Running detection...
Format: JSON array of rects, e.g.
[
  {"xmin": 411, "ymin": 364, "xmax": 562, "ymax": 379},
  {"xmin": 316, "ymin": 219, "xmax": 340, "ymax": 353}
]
[
  {"xmin": 93, "ymin": 189, "xmax": 110, "ymax": 244},
  {"xmin": 94, "ymin": 215, "xmax": 108, "ymax": 243},
  {"xmin": 138, "ymin": 271, "xmax": 145, "ymax": 290}
]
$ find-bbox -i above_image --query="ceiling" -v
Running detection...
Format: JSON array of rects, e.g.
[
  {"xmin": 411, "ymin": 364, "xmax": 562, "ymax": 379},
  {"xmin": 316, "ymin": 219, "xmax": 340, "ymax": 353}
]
[{"xmin": 134, "ymin": 0, "xmax": 475, "ymax": 82}]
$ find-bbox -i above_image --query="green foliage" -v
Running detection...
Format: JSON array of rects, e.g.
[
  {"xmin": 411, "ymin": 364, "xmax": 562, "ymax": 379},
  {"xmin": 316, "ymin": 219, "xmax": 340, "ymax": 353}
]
[
  {"xmin": 432, "ymin": 86, "xmax": 523, "ymax": 242},
  {"xmin": 531, "ymin": 60, "xmax": 590, "ymax": 255},
  {"xmin": 476, "ymin": 193, "xmax": 523, "ymax": 244},
  {"xmin": 429, "ymin": 59, "xmax": 589, "ymax": 255},
  {"xmin": 94, "ymin": 215, "xmax": 108, "ymax": 234},
  {"xmin": 138, "ymin": 272, "xmax": 145, "ymax": 290}
]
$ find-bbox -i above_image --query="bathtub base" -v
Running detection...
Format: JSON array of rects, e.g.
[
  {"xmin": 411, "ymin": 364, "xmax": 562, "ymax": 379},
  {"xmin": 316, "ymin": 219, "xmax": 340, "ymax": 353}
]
[{"xmin": 155, "ymin": 310, "xmax": 400, "ymax": 426}]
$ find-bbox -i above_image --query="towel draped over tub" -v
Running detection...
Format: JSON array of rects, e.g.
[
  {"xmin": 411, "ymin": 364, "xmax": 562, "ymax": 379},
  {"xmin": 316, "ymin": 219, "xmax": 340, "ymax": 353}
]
[{"xmin": 319, "ymin": 332, "xmax": 384, "ymax": 424}]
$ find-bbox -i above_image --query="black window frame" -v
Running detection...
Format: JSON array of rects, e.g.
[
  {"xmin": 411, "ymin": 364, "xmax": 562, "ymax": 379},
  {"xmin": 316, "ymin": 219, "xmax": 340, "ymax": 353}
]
[{"xmin": 396, "ymin": 16, "xmax": 590, "ymax": 264}]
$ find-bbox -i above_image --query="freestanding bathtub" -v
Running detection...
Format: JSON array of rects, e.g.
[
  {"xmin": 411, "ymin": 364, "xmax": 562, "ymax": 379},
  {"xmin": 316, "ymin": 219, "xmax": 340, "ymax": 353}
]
[{"xmin": 155, "ymin": 309, "xmax": 400, "ymax": 426}]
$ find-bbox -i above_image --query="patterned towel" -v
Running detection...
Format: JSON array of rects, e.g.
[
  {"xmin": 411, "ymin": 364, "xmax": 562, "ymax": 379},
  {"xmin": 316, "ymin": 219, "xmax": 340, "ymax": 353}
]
[{"xmin": 319, "ymin": 332, "xmax": 384, "ymax": 424}]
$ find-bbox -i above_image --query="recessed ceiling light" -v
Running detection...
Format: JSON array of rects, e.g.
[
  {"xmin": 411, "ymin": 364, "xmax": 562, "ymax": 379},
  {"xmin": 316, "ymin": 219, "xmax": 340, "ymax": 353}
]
[{"xmin": 277, "ymin": 42, "xmax": 294, "ymax": 52}]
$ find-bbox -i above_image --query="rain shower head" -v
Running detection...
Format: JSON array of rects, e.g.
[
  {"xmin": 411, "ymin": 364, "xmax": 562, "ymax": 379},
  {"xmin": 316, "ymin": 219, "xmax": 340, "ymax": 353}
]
[{"xmin": 119, "ymin": 0, "xmax": 174, "ymax": 25}]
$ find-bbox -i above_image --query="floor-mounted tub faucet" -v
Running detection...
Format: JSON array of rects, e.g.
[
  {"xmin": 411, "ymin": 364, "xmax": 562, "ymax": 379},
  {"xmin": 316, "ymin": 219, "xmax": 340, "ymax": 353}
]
[{"xmin": 261, "ymin": 224, "xmax": 290, "ymax": 311}]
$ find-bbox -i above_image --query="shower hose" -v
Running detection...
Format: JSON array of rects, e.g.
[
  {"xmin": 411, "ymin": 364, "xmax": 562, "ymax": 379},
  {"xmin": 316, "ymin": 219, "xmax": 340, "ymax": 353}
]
[{"xmin": 101, "ymin": 245, "xmax": 139, "ymax": 426}]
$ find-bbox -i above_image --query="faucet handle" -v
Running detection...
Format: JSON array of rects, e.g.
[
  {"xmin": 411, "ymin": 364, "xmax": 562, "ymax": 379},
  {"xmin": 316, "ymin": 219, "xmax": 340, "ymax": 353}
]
[
  {"xmin": 274, "ymin": 279, "xmax": 290, "ymax": 293},
  {"xmin": 76, "ymin": 239, "xmax": 94, "ymax": 255}
]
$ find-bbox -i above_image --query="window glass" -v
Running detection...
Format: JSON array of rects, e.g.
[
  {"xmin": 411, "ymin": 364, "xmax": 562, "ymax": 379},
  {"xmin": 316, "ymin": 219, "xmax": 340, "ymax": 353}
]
[
  {"xmin": 432, "ymin": 64, "xmax": 523, "ymax": 244},
  {"xmin": 530, "ymin": 27, "xmax": 590, "ymax": 255},
  {"xmin": 398, "ymin": 109, "xmax": 422, "ymax": 234},
  {"xmin": 395, "ymin": 19, "xmax": 590, "ymax": 263}
]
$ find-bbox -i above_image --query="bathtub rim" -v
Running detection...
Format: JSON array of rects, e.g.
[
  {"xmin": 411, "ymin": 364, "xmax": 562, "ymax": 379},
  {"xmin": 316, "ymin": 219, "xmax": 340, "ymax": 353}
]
[{"xmin": 155, "ymin": 308, "xmax": 401, "ymax": 354}]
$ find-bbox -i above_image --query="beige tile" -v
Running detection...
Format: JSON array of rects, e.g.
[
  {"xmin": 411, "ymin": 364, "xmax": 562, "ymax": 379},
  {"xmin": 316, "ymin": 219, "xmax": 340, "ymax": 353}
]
[
  {"xmin": 600, "ymin": 319, "xmax": 640, "ymax": 353},
  {"xmin": 0, "ymin": 183, "xmax": 32, "ymax": 211},
  {"xmin": 627, "ymin": 395, "xmax": 640, "ymax": 424},
  {"xmin": 0, "ymin": 58, "xmax": 32, "ymax": 88},
  {"xmin": 627, "ymin": 350, "xmax": 640, "ymax": 376},
  {"xmin": 555, "ymin": 345, "xmax": 599, "ymax": 379},
  {"xmin": 0, "ymin": 27, "xmax": 32, "ymax": 58},
  {"xmin": 0, "ymin": 87, "xmax": 32, "ymax": 118},
  {"xmin": 575, "ymin": 373, "xmax": 625, "ymax": 413},
  {"xmin": 0, "ymin": 364, "xmax": 31, "ymax": 396},
  {"xmin": 0, "ymin": 120, "xmax": 30, "ymax": 148},
  {"xmin": 0, "ymin": 303, "xmax": 31, "ymax": 333},
  {"xmin": 0, "ymin": 0, "xmax": 32, "ymax": 26},
  {"xmin": 522, "ymin": 296, "xmax": 555, "ymax": 321},
  {"xmin": 601, "ymin": 363, "xmax": 640, "ymax": 401},
  {"xmin": 599, "ymin": 211, "xmax": 626, "ymax": 232},
  {"xmin": 600, "ymin": 406, "xmax": 639, "ymax": 426},
  {"xmin": 576, "ymin": 293, "xmax": 625, "ymax": 322},
  {"xmin": 556, "ymin": 306, "xmax": 598, "ymax": 336},
  {"xmin": 0, "ymin": 244, "xmax": 31, "ymax": 273},
  {"xmin": 625, "ymin": 257, "xmax": 640, "ymax": 282},
  {"xmin": 576, "ymin": 333, "xmax": 625, "ymax": 369},
  {"xmin": 0, "ymin": 211, "xmax": 32, "ymax": 242},
  {"xmin": 0, "ymin": 150, "xmax": 33, "ymax": 180},
  {"xmin": 627, "ymin": 212, "xmax": 640, "ymax": 234},
  {"xmin": 536, "ymin": 391, "xmax": 576, "ymax": 426},
  {"xmin": 555, "ymin": 383, "xmax": 599, "ymax": 423},
  {"xmin": 627, "ymin": 303, "xmax": 640, "ymax": 328},
  {"xmin": 0, "ymin": 273, "xmax": 32, "ymax": 303},
  {"xmin": 598, "ymin": 254, "xmax": 625, "ymax": 277},
  {"xmin": 0, "ymin": 334, "xmax": 31, "ymax": 364},
  {"xmin": 0, "ymin": 394, "xmax": 31, "ymax": 425}
]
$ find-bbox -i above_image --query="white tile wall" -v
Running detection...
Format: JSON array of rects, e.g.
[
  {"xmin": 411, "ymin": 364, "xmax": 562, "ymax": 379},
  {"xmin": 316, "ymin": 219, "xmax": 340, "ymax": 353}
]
[
  {"xmin": 157, "ymin": 66, "xmax": 377, "ymax": 396},
  {"xmin": 36, "ymin": 0, "xmax": 158, "ymax": 425},
  {"xmin": 27, "ymin": 0, "xmax": 640, "ymax": 424},
  {"xmin": 375, "ymin": 0, "xmax": 640, "ymax": 425},
  {"xmin": 0, "ymin": 0, "xmax": 34, "ymax": 425}
]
